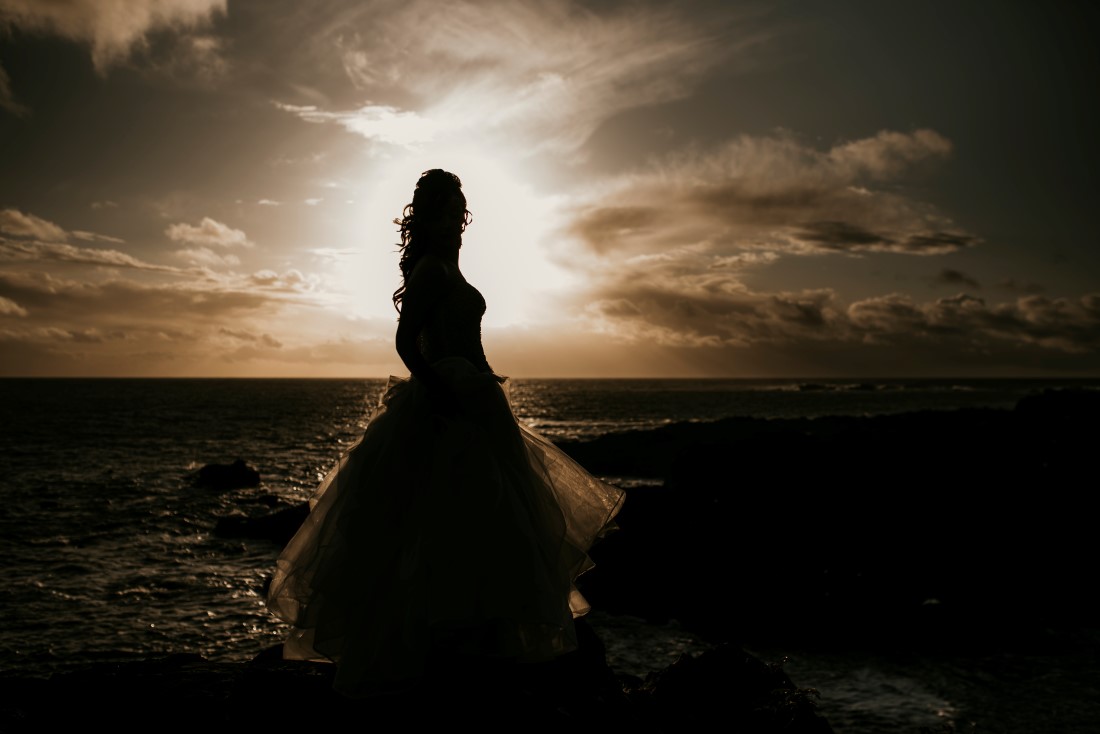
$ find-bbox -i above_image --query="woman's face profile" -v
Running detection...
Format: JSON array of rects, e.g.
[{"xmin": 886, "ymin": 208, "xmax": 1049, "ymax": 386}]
[{"xmin": 438, "ymin": 191, "xmax": 468, "ymax": 237}]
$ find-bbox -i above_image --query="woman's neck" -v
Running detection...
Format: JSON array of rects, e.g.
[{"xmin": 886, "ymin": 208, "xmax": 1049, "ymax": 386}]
[{"xmin": 427, "ymin": 237, "xmax": 461, "ymax": 264}]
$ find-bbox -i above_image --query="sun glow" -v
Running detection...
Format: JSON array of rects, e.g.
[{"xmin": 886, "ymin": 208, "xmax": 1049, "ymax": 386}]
[{"xmin": 333, "ymin": 146, "xmax": 578, "ymax": 329}]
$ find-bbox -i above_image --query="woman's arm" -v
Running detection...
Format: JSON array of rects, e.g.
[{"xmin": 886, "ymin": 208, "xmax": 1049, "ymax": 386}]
[{"xmin": 394, "ymin": 259, "xmax": 461, "ymax": 414}]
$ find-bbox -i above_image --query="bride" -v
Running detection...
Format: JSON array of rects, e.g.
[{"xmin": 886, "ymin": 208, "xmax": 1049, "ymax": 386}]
[{"xmin": 265, "ymin": 168, "xmax": 625, "ymax": 698}]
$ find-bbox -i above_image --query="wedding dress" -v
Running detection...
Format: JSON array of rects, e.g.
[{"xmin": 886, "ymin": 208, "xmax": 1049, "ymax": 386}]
[{"xmin": 265, "ymin": 275, "xmax": 625, "ymax": 698}]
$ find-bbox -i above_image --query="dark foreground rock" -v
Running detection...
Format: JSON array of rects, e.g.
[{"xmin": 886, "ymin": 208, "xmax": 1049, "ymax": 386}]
[
  {"xmin": 0, "ymin": 623, "xmax": 834, "ymax": 733},
  {"xmin": 569, "ymin": 387, "xmax": 1100, "ymax": 653},
  {"xmin": 192, "ymin": 458, "xmax": 261, "ymax": 490}
]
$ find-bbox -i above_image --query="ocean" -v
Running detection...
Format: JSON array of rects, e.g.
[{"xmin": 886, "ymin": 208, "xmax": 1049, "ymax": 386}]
[{"xmin": 2, "ymin": 376, "xmax": 1098, "ymax": 733}]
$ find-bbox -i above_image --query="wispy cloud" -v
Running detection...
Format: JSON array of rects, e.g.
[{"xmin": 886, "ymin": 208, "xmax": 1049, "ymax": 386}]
[
  {"xmin": 248, "ymin": 268, "xmax": 320, "ymax": 293},
  {"xmin": 219, "ymin": 327, "xmax": 282, "ymax": 348},
  {"xmin": 71, "ymin": 230, "xmax": 126, "ymax": 244},
  {"xmin": 0, "ymin": 208, "xmax": 67, "ymax": 241},
  {"xmin": 565, "ymin": 128, "xmax": 971, "ymax": 261},
  {"xmin": 0, "ymin": 237, "xmax": 183, "ymax": 273},
  {"xmin": 173, "ymin": 247, "xmax": 240, "ymax": 268},
  {"xmin": 275, "ymin": 102, "xmax": 439, "ymax": 148},
  {"xmin": 0, "ymin": 294, "xmax": 27, "ymax": 316},
  {"xmin": 165, "ymin": 217, "xmax": 253, "ymax": 248},
  {"xmin": 0, "ymin": 270, "xmax": 270, "ymax": 325},
  {"xmin": 279, "ymin": 0, "xmax": 746, "ymax": 156},
  {"xmin": 584, "ymin": 274, "xmax": 1100, "ymax": 358},
  {"xmin": 0, "ymin": 0, "xmax": 227, "ymax": 72},
  {"xmin": 936, "ymin": 268, "xmax": 981, "ymax": 289},
  {"xmin": 848, "ymin": 292, "xmax": 1100, "ymax": 354}
]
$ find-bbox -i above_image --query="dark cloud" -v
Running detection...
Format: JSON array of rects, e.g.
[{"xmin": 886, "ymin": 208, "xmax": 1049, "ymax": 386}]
[
  {"xmin": 582, "ymin": 266, "xmax": 1100, "ymax": 367},
  {"xmin": 793, "ymin": 220, "xmax": 892, "ymax": 250},
  {"xmin": 564, "ymin": 129, "xmax": 977, "ymax": 261},
  {"xmin": 790, "ymin": 222, "xmax": 978, "ymax": 256},
  {"xmin": 568, "ymin": 206, "xmax": 661, "ymax": 253},
  {"xmin": 936, "ymin": 268, "xmax": 981, "ymax": 289},
  {"xmin": 0, "ymin": 209, "xmax": 67, "ymax": 240},
  {"xmin": 0, "ymin": 237, "xmax": 184, "ymax": 273},
  {"xmin": 0, "ymin": 0, "xmax": 227, "ymax": 73},
  {"xmin": 849, "ymin": 292, "xmax": 1100, "ymax": 353},
  {"xmin": 586, "ymin": 277, "xmax": 839, "ymax": 348},
  {"xmin": 899, "ymin": 232, "xmax": 980, "ymax": 254},
  {"xmin": 0, "ymin": 270, "xmax": 275, "ymax": 325}
]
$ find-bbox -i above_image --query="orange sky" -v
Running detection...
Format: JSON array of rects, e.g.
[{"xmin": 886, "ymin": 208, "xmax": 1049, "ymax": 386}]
[{"xmin": 1, "ymin": 1, "xmax": 1098, "ymax": 377}]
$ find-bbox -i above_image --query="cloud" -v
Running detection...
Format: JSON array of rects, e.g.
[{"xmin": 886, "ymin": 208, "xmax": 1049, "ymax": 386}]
[
  {"xmin": 847, "ymin": 292, "xmax": 1100, "ymax": 354},
  {"xmin": 248, "ymin": 269, "xmax": 319, "ymax": 293},
  {"xmin": 275, "ymin": 102, "xmax": 439, "ymax": 148},
  {"xmin": 219, "ymin": 327, "xmax": 282, "ymax": 348},
  {"xmin": 165, "ymin": 217, "xmax": 253, "ymax": 248},
  {"xmin": 0, "ymin": 265, "xmax": 396, "ymax": 376},
  {"xmin": 33, "ymin": 326, "xmax": 127, "ymax": 343},
  {"xmin": 0, "ymin": 269, "xmax": 279, "ymax": 329},
  {"xmin": 584, "ymin": 274, "xmax": 846, "ymax": 349},
  {"xmin": 279, "ymin": 0, "xmax": 743, "ymax": 156},
  {"xmin": 91, "ymin": 200, "xmax": 119, "ymax": 210},
  {"xmin": 0, "ymin": 294, "xmax": 27, "ymax": 316},
  {"xmin": 828, "ymin": 129, "xmax": 953, "ymax": 179},
  {"xmin": 71, "ymin": 230, "xmax": 126, "ymax": 244},
  {"xmin": 564, "ymin": 128, "xmax": 974, "ymax": 261},
  {"xmin": 582, "ymin": 269, "xmax": 1100, "ymax": 359},
  {"xmin": 936, "ymin": 268, "xmax": 981, "ymax": 289},
  {"xmin": 0, "ymin": 237, "xmax": 183, "ymax": 273},
  {"xmin": 173, "ymin": 247, "xmax": 240, "ymax": 268},
  {"xmin": 0, "ymin": 0, "xmax": 227, "ymax": 72},
  {"xmin": 0, "ymin": 62, "xmax": 28, "ymax": 116},
  {"xmin": 0, "ymin": 208, "xmax": 67, "ymax": 241},
  {"xmin": 257, "ymin": 199, "xmax": 281, "ymax": 206},
  {"xmin": 307, "ymin": 247, "xmax": 365, "ymax": 264},
  {"xmin": 0, "ymin": 210, "xmax": 129, "ymax": 247}
]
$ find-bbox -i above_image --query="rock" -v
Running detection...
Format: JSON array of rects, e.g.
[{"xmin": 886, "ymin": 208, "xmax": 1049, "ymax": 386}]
[
  {"xmin": 213, "ymin": 501, "xmax": 308, "ymax": 544},
  {"xmin": 0, "ymin": 622, "xmax": 834, "ymax": 733},
  {"xmin": 193, "ymin": 458, "xmax": 261, "ymax": 490},
  {"xmin": 627, "ymin": 643, "xmax": 835, "ymax": 733}
]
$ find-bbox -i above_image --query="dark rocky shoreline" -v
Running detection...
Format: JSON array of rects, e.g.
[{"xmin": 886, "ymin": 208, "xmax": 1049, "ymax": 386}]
[
  {"xmin": 0, "ymin": 624, "xmax": 834, "ymax": 733},
  {"xmin": 4, "ymin": 387, "xmax": 1096, "ymax": 732}
]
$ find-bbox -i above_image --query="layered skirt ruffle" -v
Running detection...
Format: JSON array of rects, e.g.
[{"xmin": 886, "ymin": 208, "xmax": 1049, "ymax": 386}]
[{"xmin": 266, "ymin": 358, "xmax": 625, "ymax": 697}]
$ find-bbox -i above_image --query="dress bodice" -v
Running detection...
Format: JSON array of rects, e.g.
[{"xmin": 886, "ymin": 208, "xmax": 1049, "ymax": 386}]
[{"xmin": 418, "ymin": 275, "xmax": 492, "ymax": 373}]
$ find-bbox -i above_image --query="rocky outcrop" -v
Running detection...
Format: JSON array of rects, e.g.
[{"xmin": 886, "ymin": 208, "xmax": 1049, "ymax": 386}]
[
  {"xmin": 572, "ymin": 387, "xmax": 1100, "ymax": 653},
  {"xmin": 213, "ymin": 500, "xmax": 307, "ymax": 541},
  {"xmin": 192, "ymin": 458, "xmax": 261, "ymax": 490},
  {"xmin": 0, "ymin": 621, "xmax": 835, "ymax": 733}
]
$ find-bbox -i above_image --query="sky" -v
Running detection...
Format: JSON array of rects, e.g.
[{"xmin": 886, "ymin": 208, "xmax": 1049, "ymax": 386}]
[{"xmin": 1, "ymin": 0, "xmax": 1098, "ymax": 378}]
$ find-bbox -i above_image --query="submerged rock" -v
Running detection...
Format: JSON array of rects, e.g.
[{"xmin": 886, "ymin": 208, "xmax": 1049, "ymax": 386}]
[{"xmin": 192, "ymin": 458, "xmax": 261, "ymax": 490}]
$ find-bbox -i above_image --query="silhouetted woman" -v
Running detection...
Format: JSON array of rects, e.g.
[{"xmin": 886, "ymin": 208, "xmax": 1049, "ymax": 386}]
[{"xmin": 266, "ymin": 168, "xmax": 625, "ymax": 698}]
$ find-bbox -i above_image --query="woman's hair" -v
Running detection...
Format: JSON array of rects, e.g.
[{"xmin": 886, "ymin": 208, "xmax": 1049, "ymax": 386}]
[{"xmin": 392, "ymin": 168, "xmax": 471, "ymax": 313}]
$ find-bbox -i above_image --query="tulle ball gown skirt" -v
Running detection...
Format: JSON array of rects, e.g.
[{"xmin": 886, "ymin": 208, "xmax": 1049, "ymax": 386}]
[{"xmin": 266, "ymin": 357, "xmax": 625, "ymax": 697}]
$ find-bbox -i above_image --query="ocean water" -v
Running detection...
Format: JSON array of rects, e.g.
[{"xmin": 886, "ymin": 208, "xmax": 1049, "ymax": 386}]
[{"xmin": 1, "ymin": 376, "xmax": 1098, "ymax": 733}]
